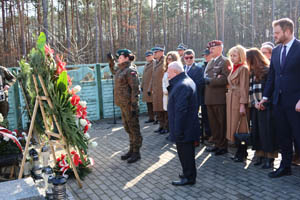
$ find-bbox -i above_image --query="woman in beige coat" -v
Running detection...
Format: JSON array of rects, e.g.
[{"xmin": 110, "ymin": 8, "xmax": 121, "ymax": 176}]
[{"xmin": 226, "ymin": 45, "xmax": 250, "ymax": 162}]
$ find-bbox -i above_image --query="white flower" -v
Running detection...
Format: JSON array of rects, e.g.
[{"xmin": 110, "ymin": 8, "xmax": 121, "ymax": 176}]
[
  {"xmin": 22, "ymin": 132, "xmax": 26, "ymax": 137},
  {"xmin": 79, "ymin": 101, "xmax": 87, "ymax": 108},
  {"xmin": 91, "ymin": 141, "xmax": 98, "ymax": 148},
  {"xmin": 0, "ymin": 113, "xmax": 3, "ymax": 122},
  {"xmin": 88, "ymin": 123, "xmax": 92, "ymax": 128},
  {"xmin": 84, "ymin": 133, "xmax": 90, "ymax": 139},
  {"xmin": 72, "ymin": 85, "xmax": 81, "ymax": 94},
  {"xmin": 80, "ymin": 119, "xmax": 87, "ymax": 127},
  {"xmin": 3, "ymin": 136, "xmax": 9, "ymax": 141},
  {"xmin": 12, "ymin": 132, "xmax": 17, "ymax": 136}
]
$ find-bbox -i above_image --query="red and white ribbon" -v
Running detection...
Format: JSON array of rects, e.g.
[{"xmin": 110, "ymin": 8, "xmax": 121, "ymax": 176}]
[
  {"xmin": 0, "ymin": 126, "xmax": 23, "ymax": 152},
  {"xmin": 58, "ymin": 158, "xmax": 70, "ymax": 176}
]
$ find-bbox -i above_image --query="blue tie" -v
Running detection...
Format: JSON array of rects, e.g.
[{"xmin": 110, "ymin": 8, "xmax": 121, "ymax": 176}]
[{"xmin": 281, "ymin": 45, "xmax": 287, "ymax": 69}]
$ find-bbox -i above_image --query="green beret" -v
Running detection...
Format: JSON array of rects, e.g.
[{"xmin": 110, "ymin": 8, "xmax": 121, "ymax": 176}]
[{"xmin": 115, "ymin": 49, "xmax": 132, "ymax": 58}]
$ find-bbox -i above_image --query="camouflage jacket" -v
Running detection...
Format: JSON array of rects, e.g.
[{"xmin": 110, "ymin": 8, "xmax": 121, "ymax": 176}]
[{"xmin": 109, "ymin": 60, "xmax": 140, "ymax": 109}]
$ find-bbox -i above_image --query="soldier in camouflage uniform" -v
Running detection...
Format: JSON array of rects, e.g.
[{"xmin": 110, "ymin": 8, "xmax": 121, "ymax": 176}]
[
  {"xmin": 107, "ymin": 49, "xmax": 142, "ymax": 163},
  {"xmin": 0, "ymin": 66, "xmax": 16, "ymax": 118}
]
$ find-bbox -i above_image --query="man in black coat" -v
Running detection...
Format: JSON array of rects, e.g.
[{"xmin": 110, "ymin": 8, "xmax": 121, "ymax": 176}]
[
  {"xmin": 259, "ymin": 18, "xmax": 300, "ymax": 178},
  {"xmin": 167, "ymin": 61, "xmax": 201, "ymax": 186}
]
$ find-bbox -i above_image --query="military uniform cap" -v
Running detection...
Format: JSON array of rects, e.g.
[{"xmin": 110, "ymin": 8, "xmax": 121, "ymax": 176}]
[
  {"xmin": 151, "ymin": 45, "xmax": 165, "ymax": 52},
  {"xmin": 177, "ymin": 43, "xmax": 188, "ymax": 50},
  {"xmin": 202, "ymin": 48, "xmax": 210, "ymax": 56},
  {"xmin": 207, "ymin": 40, "xmax": 223, "ymax": 48},
  {"xmin": 145, "ymin": 50, "xmax": 153, "ymax": 57},
  {"xmin": 115, "ymin": 49, "xmax": 132, "ymax": 58}
]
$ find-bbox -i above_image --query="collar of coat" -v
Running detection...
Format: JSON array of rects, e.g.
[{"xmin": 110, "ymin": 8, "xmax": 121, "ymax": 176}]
[
  {"xmin": 118, "ymin": 61, "xmax": 131, "ymax": 69},
  {"xmin": 169, "ymin": 72, "xmax": 186, "ymax": 86}
]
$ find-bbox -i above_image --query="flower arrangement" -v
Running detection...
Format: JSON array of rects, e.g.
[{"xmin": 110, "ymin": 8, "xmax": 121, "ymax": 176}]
[{"xmin": 17, "ymin": 32, "xmax": 97, "ymax": 178}]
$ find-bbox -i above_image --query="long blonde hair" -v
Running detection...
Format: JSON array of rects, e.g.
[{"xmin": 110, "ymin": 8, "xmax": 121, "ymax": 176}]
[{"xmin": 163, "ymin": 51, "xmax": 180, "ymax": 72}]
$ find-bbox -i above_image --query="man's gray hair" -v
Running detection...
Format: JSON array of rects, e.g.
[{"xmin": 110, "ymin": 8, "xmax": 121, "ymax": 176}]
[{"xmin": 168, "ymin": 61, "xmax": 184, "ymax": 73}]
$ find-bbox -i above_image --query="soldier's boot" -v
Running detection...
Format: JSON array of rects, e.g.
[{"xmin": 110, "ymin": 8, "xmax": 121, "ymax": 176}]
[
  {"xmin": 127, "ymin": 152, "xmax": 141, "ymax": 163},
  {"xmin": 121, "ymin": 151, "xmax": 132, "ymax": 160}
]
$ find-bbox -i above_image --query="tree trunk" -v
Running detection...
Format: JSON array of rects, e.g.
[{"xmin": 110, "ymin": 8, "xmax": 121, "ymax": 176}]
[
  {"xmin": 42, "ymin": 0, "xmax": 48, "ymax": 41},
  {"xmin": 186, "ymin": 0, "xmax": 190, "ymax": 44},
  {"xmin": 65, "ymin": 0, "xmax": 71, "ymax": 59},
  {"xmin": 163, "ymin": 0, "xmax": 167, "ymax": 50},
  {"xmin": 37, "ymin": 0, "xmax": 42, "ymax": 33},
  {"xmin": 75, "ymin": 0, "xmax": 81, "ymax": 48},
  {"xmin": 108, "ymin": 0, "xmax": 114, "ymax": 53},
  {"xmin": 150, "ymin": 0, "xmax": 154, "ymax": 47},
  {"xmin": 214, "ymin": 0, "xmax": 219, "ymax": 39},
  {"xmin": 2, "ymin": 0, "xmax": 7, "ymax": 65},
  {"xmin": 16, "ymin": 0, "xmax": 26, "ymax": 56},
  {"xmin": 136, "ymin": 0, "xmax": 141, "ymax": 59},
  {"xmin": 251, "ymin": 0, "xmax": 255, "ymax": 46},
  {"xmin": 51, "ymin": 0, "xmax": 54, "ymax": 45},
  {"xmin": 97, "ymin": 0, "xmax": 105, "ymax": 62}
]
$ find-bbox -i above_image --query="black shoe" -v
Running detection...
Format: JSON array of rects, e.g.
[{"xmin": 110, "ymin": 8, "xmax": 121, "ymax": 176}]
[
  {"xmin": 159, "ymin": 129, "xmax": 168, "ymax": 134},
  {"xmin": 268, "ymin": 167, "xmax": 291, "ymax": 178},
  {"xmin": 127, "ymin": 152, "xmax": 141, "ymax": 163},
  {"xmin": 121, "ymin": 151, "xmax": 132, "ymax": 160},
  {"xmin": 172, "ymin": 178, "xmax": 195, "ymax": 186},
  {"xmin": 254, "ymin": 157, "xmax": 263, "ymax": 166},
  {"xmin": 145, "ymin": 119, "xmax": 154, "ymax": 123},
  {"xmin": 153, "ymin": 120, "xmax": 158, "ymax": 125},
  {"xmin": 233, "ymin": 156, "xmax": 245, "ymax": 162},
  {"xmin": 215, "ymin": 148, "xmax": 228, "ymax": 156},
  {"xmin": 206, "ymin": 146, "xmax": 218, "ymax": 152},
  {"xmin": 262, "ymin": 158, "xmax": 274, "ymax": 169},
  {"xmin": 154, "ymin": 127, "xmax": 163, "ymax": 133}
]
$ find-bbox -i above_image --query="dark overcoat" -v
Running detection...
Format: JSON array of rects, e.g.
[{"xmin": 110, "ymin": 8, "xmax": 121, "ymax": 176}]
[{"xmin": 167, "ymin": 72, "xmax": 201, "ymax": 143}]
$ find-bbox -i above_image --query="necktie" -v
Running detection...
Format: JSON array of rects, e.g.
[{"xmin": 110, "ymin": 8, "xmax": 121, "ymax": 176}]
[{"xmin": 281, "ymin": 45, "xmax": 287, "ymax": 69}]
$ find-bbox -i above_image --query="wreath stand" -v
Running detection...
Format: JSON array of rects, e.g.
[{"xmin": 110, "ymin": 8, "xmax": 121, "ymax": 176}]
[{"xmin": 18, "ymin": 74, "xmax": 82, "ymax": 188}]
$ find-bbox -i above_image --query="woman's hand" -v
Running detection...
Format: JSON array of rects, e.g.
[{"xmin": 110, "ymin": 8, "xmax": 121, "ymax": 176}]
[
  {"xmin": 255, "ymin": 102, "xmax": 260, "ymax": 110},
  {"xmin": 240, "ymin": 104, "xmax": 246, "ymax": 115}
]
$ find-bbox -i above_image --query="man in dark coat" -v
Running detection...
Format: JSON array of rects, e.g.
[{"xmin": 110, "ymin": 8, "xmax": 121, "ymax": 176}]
[
  {"xmin": 167, "ymin": 61, "xmax": 201, "ymax": 186},
  {"xmin": 259, "ymin": 18, "xmax": 300, "ymax": 178},
  {"xmin": 183, "ymin": 49, "xmax": 205, "ymax": 146}
]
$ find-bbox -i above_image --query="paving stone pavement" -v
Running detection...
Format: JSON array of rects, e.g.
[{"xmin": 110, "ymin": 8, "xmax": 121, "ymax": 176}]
[{"xmin": 67, "ymin": 115, "xmax": 300, "ymax": 200}]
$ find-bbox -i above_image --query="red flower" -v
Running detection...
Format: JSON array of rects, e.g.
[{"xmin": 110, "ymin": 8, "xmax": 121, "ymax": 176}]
[
  {"xmin": 71, "ymin": 95, "xmax": 80, "ymax": 106},
  {"xmin": 45, "ymin": 44, "xmax": 54, "ymax": 56},
  {"xmin": 73, "ymin": 153, "xmax": 80, "ymax": 166},
  {"xmin": 56, "ymin": 55, "xmax": 67, "ymax": 74},
  {"xmin": 56, "ymin": 157, "xmax": 61, "ymax": 162},
  {"xmin": 76, "ymin": 105, "xmax": 87, "ymax": 119},
  {"xmin": 84, "ymin": 125, "xmax": 89, "ymax": 133},
  {"xmin": 67, "ymin": 75, "xmax": 72, "ymax": 87}
]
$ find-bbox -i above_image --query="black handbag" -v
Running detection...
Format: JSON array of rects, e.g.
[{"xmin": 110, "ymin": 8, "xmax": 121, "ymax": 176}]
[{"xmin": 234, "ymin": 115, "xmax": 251, "ymax": 146}]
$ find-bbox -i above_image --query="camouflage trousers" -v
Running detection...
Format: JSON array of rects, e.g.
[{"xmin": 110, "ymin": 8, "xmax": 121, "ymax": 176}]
[
  {"xmin": 120, "ymin": 105, "xmax": 143, "ymax": 153},
  {"xmin": 0, "ymin": 100, "xmax": 9, "ymax": 118}
]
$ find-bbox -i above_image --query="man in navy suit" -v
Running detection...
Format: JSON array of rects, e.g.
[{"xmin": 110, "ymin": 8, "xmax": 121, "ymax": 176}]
[
  {"xmin": 259, "ymin": 18, "xmax": 300, "ymax": 178},
  {"xmin": 183, "ymin": 49, "xmax": 205, "ymax": 146},
  {"xmin": 167, "ymin": 61, "xmax": 201, "ymax": 186}
]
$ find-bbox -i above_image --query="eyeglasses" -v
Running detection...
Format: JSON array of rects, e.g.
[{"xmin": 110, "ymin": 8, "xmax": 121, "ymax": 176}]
[{"xmin": 184, "ymin": 56, "xmax": 194, "ymax": 60}]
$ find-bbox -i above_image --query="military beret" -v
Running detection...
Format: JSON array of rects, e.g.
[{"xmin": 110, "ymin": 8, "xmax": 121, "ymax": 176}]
[
  {"xmin": 207, "ymin": 40, "xmax": 223, "ymax": 48},
  {"xmin": 176, "ymin": 43, "xmax": 188, "ymax": 50},
  {"xmin": 261, "ymin": 41, "xmax": 275, "ymax": 49},
  {"xmin": 202, "ymin": 48, "xmax": 210, "ymax": 56},
  {"xmin": 145, "ymin": 50, "xmax": 153, "ymax": 57},
  {"xmin": 115, "ymin": 49, "xmax": 132, "ymax": 58},
  {"xmin": 151, "ymin": 45, "xmax": 165, "ymax": 52}
]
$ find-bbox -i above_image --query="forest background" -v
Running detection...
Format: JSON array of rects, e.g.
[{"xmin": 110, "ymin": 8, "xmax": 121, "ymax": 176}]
[{"xmin": 1, "ymin": 0, "xmax": 300, "ymax": 67}]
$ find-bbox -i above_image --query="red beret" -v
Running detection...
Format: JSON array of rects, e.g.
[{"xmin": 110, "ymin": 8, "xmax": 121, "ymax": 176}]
[{"xmin": 207, "ymin": 40, "xmax": 223, "ymax": 48}]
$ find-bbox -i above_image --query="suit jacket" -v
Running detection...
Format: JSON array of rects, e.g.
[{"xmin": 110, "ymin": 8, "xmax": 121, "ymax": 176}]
[
  {"xmin": 141, "ymin": 60, "xmax": 154, "ymax": 102},
  {"xmin": 264, "ymin": 39, "xmax": 300, "ymax": 108},
  {"xmin": 204, "ymin": 55, "xmax": 231, "ymax": 105},
  {"xmin": 151, "ymin": 56, "xmax": 165, "ymax": 111},
  {"xmin": 167, "ymin": 72, "xmax": 201, "ymax": 143},
  {"xmin": 184, "ymin": 63, "xmax": 205, "ymax": 106}
]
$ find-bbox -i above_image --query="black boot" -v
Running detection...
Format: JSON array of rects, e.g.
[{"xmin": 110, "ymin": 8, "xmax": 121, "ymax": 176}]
[
  {"xmin": 127, "ymin": 152, "xmax": 141, "ymax": 163},
  {"xmin": 254, "ymin": 157, "xmax": 263, "ymax": 166},
  {"xmin": 233, "ymin": 144, "xmax": 247, "ymax": 162},
  {"xmin": 262, "ymin": 158, "xmax": 274, "ymax": 169},
  {"xmin": 121, "ymin": 151, "xmax": 132, "ymax": 160}
]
